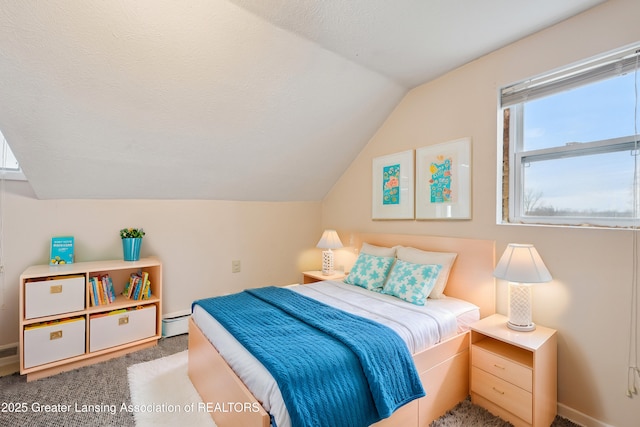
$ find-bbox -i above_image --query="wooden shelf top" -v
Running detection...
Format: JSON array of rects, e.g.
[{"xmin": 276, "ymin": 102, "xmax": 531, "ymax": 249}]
[{"xmin": 21, "ymin": 257, "xmax": 161, "ymax": 278}]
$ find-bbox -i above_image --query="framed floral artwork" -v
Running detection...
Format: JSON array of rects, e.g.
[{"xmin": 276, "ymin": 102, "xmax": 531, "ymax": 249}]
[
  {"xmin": 372, "ymin": 150, "xmax": 414, "ymax": 220},
  {"xmin": 416, "ymin": 137, "xmax": 471, "ymax": 220}
]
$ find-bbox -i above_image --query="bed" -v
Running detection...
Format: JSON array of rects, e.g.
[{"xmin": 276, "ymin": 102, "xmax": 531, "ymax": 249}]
[{"xmin": 188, "ymin": 233, "xmax": 496, "ymax": 427}]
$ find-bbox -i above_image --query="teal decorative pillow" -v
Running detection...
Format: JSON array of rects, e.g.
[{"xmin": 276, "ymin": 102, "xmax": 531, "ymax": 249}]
[
  {"xmin": 382, "ymin": 260, "xmax": 443, "ymax": 305},
  {"xmin": 396, "ymin": 246, "xmax": 456, "ymax": 299},
  {"xmin": 344, "ymin": 253, "xmax": 395, "ymax": 291}
]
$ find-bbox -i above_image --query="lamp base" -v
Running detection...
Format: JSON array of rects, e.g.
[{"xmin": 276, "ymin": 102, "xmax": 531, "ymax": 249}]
[
  {"xmin": 508, "ymin": 282, "xmax": 536, "ymax": 332},
  {"xmin": 507, "ymin": 321, "xmax": 536, "ymax": 332},
  {"xmin": 321, "ymin": 249, "xmax": 334, "ymax": 276}
]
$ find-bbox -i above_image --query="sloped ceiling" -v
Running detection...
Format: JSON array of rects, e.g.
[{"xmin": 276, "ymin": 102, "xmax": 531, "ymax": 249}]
[{"xmin": 0, "ymin": 0, "xmax": 605, "ymax": 201}]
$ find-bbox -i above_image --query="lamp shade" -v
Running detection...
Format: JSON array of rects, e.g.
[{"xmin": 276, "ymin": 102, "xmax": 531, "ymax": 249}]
[
  {"xmin": 316, "ymin": 230, "xmax": 343, "ymax": 250},
  {"xmin": 493, "ymin": 243, "xmax": 552, "ymax": 283}
]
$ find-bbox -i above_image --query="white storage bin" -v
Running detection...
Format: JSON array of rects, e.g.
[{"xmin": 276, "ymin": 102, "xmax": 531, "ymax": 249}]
[
  {"xmin": 23, "ymin": 317, "xmax": 85, "ymax": 368},
  {"xmin": 89, "ymin": 305, "xmax": 157, "ymax": 352},
  {"xmin": 25, "ymin": 275, "xmax": 85, "ymax": 319}
]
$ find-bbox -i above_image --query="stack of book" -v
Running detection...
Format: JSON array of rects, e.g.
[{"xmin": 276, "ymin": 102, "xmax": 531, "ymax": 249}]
[
  {"xmin": 123, "ymin": 271, "xmax": 151, "ymax": 300},
  {"xmin": 89, "ymin": 274, "xmax": 117, "ymax": 306}
]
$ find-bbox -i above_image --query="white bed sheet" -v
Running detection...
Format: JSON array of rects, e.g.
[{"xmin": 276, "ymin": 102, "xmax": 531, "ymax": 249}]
[{"xmin": 191, "ymin": 280, "xmax": 480, "ymax": 427}]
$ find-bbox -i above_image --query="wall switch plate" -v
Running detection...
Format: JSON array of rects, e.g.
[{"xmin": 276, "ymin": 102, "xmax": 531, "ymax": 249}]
[{"xmin": 232, "ymin": 260, "xmax": 241, "ymax": 273}]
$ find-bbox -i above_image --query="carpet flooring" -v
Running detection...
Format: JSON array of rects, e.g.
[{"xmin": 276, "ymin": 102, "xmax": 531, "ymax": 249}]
[
  {"xmin": 431, "ymin": 398, "xmax": 581, "ymax": 427},
  {"xmin": 0, "ymin": 334, "xmax": 580, "ymax": 426},
  {"xmin": 0, "ymin": 335, "xmax": 187, "ymax": 427}
]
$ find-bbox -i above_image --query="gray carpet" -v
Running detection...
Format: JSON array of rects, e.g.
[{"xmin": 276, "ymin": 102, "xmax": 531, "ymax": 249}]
[
  {"xmin": 0, "ymin": 334, "xmax": 579, "ymax": 426},
  {"xmin": 0, "ymin": 335, "xmax": 187, "ymax": 427},
  {"xmin": 430, "ymin": 398, "xmax": 581, "ymax": 427}
]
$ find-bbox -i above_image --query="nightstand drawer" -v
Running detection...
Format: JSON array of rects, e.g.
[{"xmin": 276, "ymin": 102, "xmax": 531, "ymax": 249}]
[
  {"xmin": 472, "ymin": 366, "xmax": 532, "ymax": 424},
  {"xmin": 472, "ymin": 345, "xmax": 532, "ymax": 392}
]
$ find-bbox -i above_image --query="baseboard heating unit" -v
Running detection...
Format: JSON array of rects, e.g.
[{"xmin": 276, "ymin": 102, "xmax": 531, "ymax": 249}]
[{"xmin": 162, "ymin": 310, "xmax": 191, "ymax": 338}]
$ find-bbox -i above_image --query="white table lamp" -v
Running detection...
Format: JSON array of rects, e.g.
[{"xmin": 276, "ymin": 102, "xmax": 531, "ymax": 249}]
[
  {"xmin": 316, "ymin": 229, "xmax": 343, "ymax": 275},
  {"xmin": 493, "ymin": 243, "xmax": 552, "ymax": 332}
]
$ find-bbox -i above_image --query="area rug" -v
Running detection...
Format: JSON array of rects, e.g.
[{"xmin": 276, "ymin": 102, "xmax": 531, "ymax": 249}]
[{"xmin": 127, "ymin": 350, "xmax": 217, "ymax": 427}]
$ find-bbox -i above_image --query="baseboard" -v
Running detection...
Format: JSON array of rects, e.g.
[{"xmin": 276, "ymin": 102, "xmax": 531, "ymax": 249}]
[
  {"xmin": 558, "ymin": 403, "xmax": 614, "ymax": 427},
  {"xmin": 0, "ymin": 342, "xmax": 18, "ymax": 367},
  {"xmin": 0, "ymin": 361, "xmax": 19, "ymax": 377},
  {"xmin": 0, "ymin": 355, "xmax": 18, "ymax": 368}
]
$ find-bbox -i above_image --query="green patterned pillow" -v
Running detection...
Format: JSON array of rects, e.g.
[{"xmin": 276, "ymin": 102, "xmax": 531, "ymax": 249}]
[
  {"xmin": 344, "ymin": 253, "xmax": 395, "ymax": 291},
  {"xmin": 382, "ymin": 259, "xmax": 443, "ymax": 305}
]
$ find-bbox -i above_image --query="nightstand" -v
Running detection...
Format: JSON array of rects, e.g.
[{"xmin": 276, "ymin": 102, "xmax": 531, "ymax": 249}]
[
  {"xmin": 302, "ymin": 270, "xmax": 347, "ymax": 284},
  {"xmin": 470, "ymin": 314, "xmax": 557, "ymax": 427}
]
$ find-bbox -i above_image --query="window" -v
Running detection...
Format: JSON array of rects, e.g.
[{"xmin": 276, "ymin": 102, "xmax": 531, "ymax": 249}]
[
  {"xmin": 1, "ymin": 130, "xmax": 26, "ymax": 181},
  {"xmin": 500, "ymin": 45, "xmax": 640, "ymax": 227}
]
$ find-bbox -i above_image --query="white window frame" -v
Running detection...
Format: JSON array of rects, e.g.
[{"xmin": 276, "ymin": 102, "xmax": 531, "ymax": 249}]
[
  {"xmin": 500, "ymin": 44, "xmax": 640, "ymax": 228},
  {"xmin": 1, "ymin": 133, "xmax": 26, "ymax": 181}
]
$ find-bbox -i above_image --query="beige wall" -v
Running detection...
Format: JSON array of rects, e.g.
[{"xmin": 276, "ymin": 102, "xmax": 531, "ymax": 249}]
[
  {"xmin": 0, "ymin": 180, "xmax": 322, "ymax": 345},
  {"xmin": 3, "ymin": 1, "xmax": 639, "ymax": 426},
  {"xmin": 323, "ymin": 1, "xmax": 640, "ymax": 426}
]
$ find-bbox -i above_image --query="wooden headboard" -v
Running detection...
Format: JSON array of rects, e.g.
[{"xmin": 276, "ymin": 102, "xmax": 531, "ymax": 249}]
[{"xmin": 350, "ymin": 233, "xmax": 496, "ymax": 318}]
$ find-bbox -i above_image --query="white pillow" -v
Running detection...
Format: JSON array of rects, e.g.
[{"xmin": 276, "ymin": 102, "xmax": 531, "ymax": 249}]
[
  {"xmin": 395, "ymin": 246, "xmax": 457, "ymax": 299},
  {"xmin": 360, "ymin": 242, "xmax": 397, "ymax": 258}
]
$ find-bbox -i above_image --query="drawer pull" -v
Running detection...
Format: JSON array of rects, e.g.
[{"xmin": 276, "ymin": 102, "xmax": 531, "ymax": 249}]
[
  {"xmin": 50, "ymin": 330, "xmax": 63, "ymax": 340},
  {"xmin": 118, "ymin": 316, "xmax": 129, "ymax": 326},
  {"xmin": 493, "ymin": 363, "xmax": 506, "ymax": 370},
  {"xmin": 492, "ymin": 387, "xmax": 505, "ymax": 395},
  {"xmin": 50, "ymin": 285, "xmax": 63, "ymax": 294}
]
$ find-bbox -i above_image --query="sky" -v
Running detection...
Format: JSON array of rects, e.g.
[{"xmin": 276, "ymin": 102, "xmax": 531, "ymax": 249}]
[{"xmin": 522, "ymin": 70, "xmax": 639, "ymax": 214}]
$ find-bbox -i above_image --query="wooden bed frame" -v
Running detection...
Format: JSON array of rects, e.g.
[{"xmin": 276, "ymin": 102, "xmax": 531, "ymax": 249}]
[{"xmin": 188, "ymin": 233, "xmax": 496, "ymax": 427}]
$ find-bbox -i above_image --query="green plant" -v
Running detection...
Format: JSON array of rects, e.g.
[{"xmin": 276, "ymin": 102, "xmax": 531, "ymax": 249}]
[{"xmin": 120, "ymin": 228, "xmax": 146, "ymax": 239}]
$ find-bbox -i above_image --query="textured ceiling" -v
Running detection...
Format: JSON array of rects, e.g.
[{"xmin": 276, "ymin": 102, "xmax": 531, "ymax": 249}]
[{"xmin": 0, "ymin": 0, "xmax": 604, "ymax": 200}]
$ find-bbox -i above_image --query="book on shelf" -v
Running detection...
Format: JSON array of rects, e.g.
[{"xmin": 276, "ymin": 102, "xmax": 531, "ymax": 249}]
[
  {"xmin": 24, "ymin": 316, "xmax": 83, "ymax": 330},
  {"xmin": 123, "ymin": 271, "xmax": 152, "ymax": 301},
  {"xmin": 50, "ymin": 236, "xmax": 74, "ymax": 265},
  {"xmin": 89, "ymin": 305, "xmax": 153, "ymax": 319},
  {"xmin": 89, "ymin": 274, "xmax": 117, "ymax": 307}
]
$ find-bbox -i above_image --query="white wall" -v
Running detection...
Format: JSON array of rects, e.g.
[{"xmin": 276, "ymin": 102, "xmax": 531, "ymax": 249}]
[
  {"xmin": 0, "ymin": 180, "xmax": 322, "ymax": 345},
  {"xmin": 323, "ymin": 1, "xmax": 640, "ymax": 426}
]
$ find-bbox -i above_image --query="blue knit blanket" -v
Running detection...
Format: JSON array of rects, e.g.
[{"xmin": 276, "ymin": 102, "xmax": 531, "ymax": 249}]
[{"xmin": 193, "ymin": 286, "xmax": 425, "ymax": 427}]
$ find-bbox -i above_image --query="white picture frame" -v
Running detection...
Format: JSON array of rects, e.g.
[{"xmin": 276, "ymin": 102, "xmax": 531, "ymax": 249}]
[
  {"xmin": 372, "ymin": 150, "xmax": 414, "ymax": 220},
  {"xmin": 416, "ymin": 137, "xmax": 471, "ymax": 220}
]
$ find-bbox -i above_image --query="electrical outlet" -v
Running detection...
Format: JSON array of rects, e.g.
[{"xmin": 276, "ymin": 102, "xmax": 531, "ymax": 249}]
[{"xmin": 231, "ymin": 260, "xmax": 241, "ymax": 273}]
